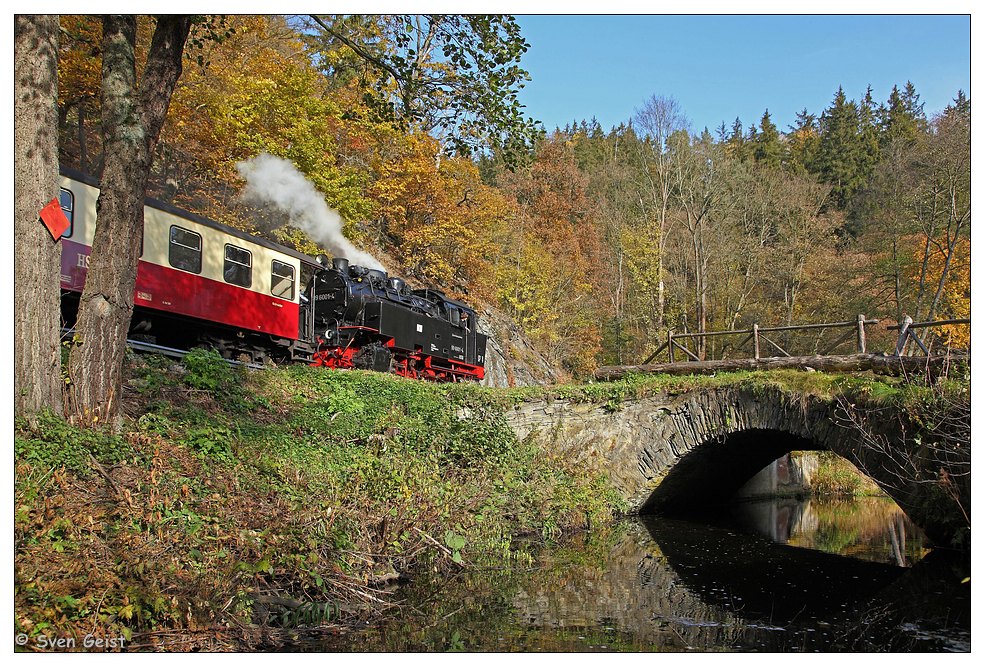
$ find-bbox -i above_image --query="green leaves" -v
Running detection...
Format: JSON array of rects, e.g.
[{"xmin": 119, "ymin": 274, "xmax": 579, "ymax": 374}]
[
  {"xmin": 179, "ymin": 424, "xmax": 236, "ymax": 464},
  {"xmin": 182, "ymin": 347, "xmax": 237, "ymax": 394},
  {"xmin": 444, "ymin": 530, "xmax": 466, "ymax": 564},
  {"xmin": 14, "ymin": 411, "xmax": 133, "ymax": 474},
  {"xmin": 310, "ymin": 14, "xmax": 540, "ymax": 165}
]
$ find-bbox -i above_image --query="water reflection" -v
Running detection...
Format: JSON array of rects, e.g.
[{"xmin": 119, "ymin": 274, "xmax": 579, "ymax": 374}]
[
  {"xmin": 301, "ymin": 498, "xmax": 970, "ymax": 653},
  {"xmin": 727, "ymin": 496, "xmax": 931, "ymax": 566}
]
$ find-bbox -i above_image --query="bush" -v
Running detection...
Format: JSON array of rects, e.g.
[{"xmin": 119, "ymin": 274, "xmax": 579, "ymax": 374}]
[{"xmin": 182, "ymin": 348, "xmax": 237, "ymax": 394}]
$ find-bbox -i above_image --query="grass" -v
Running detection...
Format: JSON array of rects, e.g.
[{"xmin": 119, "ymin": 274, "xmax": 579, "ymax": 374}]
[
  {"xmin": 14, "ymin": 351, "xmax": 623, "ymax": 650},
  {"xmin": 807, "ymin": 451, "xmax": 883, "ymax": 497},
  {"xmin": 14, "ymin": 352, "xmax": 967, "ymax": 648}
]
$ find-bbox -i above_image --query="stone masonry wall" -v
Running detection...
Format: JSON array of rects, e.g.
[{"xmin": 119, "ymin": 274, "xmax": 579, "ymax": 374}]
[{"xmin": 500, "ymin": 385, "xmax": 969, "ymax": 548}]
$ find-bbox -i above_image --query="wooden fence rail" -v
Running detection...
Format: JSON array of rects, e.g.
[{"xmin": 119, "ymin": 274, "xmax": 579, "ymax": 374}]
[
  {"xmin": 888, "ymin": 316, "xmax": 971, "ymax": 357},
  {"xmin": 642, "ymin": 314, "xmax": 878, "ymax": 365},
  {"xmin": 641, "ymin": 315, "xmax": 970, "ymax": 365},
  {"xmin": 596, "ymin": 317, "xmax": 970, "ymax": 381}
]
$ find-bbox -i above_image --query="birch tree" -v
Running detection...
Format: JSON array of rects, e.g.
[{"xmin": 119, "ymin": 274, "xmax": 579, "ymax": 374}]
[{"xmin": 632, "ymin": 95, "xmax": 688, "ymax": 332}]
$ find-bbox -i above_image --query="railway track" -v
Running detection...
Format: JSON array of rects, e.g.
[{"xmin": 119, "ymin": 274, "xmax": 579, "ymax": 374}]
[{"xmin": 62, "ymin": 329, "xmax": 266, "ymax": 370}]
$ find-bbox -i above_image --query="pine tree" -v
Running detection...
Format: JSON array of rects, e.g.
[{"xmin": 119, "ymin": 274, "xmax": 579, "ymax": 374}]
[
  {"xmin": 856, "ymin": 85, "xmax": 881, "ymax": 183},
  {"xmin": 816, "ymin": 87, "xmax": 863, "ymax": 208},
  {"xmin": 787, "ymin": 108, "xmax": 820, "ymax": 175},
  {"xmin": 947, "ymin": 89, "xmax": 970, "ymax": 117},
  {"xmin": 880, "ymin": 84, "xmax": 922, "ymax": 148},
  {"xmin": 715, "ymin": 121, "xmax": 729, "ymax": 144},
  {"xmin": 725, "ymin": 116, "xmax": 750, "ymax": 161},
  {"xmin": 902, "ymin": 81, "xmax": 927, "ymax": 130},
  {"xmin": 752, "ymin": 109, "xmax": 782, "ymax": 169}
]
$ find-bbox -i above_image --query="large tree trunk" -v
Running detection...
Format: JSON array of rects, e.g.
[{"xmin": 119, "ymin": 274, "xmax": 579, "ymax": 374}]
[
  {"xmin": 594, "ymin": 353, "xmax": 967, "ymax": 381},
  {"xmin": 66, "ymin": 15, "xmax": 191, "ymax": 424},
  {"xmin": 14, "ymin": 15, "xmax": 63, "ymax": 417}
]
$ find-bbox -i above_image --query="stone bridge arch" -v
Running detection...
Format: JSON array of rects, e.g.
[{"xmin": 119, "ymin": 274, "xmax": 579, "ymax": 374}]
[{"xmin": 504, "ymin": 385, "xmax": 969, "ymax": 549}]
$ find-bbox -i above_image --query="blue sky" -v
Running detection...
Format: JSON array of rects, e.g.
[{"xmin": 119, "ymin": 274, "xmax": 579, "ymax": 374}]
[{"xmin": 512, "ymin": 14, "xmax": 972, "ymax": 136}]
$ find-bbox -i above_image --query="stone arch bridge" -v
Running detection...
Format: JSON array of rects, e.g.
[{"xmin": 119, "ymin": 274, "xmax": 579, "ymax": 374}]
[{"xmin": 503, "ymin": 384, "xmax": 970, "ymax": 549}]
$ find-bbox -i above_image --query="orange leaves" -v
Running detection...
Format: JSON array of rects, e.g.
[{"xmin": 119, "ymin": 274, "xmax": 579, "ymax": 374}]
[
  {"xmin": 493, "ymin": 136, "xmax": 608, "ymax": 375},
  {"xmin": 368, "ymin": 132, "xmax": 507, "ymax": 295},
  {"xmin": 910, "ymin": 235, "xmax": 970, "ymax": 347}
]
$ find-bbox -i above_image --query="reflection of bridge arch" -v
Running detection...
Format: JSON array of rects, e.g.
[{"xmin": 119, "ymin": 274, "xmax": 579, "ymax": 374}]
[
  {"xmin": 505, "ymin": 385, "xmax": 969, "ymax": 548},
  {"xmin": 509, "ymin": 519, "xmax": 970, "ymax": 651},
  {"xmin": 642, "ymin": 517, "xmax": 905, "ymax": 626}
]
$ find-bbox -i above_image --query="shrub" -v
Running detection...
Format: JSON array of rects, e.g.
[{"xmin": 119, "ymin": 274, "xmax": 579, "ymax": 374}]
[{"xmin": 182, "ymin": 348, "xmax": 237, "ymax": 394}]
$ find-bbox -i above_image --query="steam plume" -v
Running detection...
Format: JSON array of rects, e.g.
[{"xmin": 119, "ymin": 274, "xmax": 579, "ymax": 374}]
[{"xmin": 236, "ymin": 153, "xmax": 384, "ymax": 271}]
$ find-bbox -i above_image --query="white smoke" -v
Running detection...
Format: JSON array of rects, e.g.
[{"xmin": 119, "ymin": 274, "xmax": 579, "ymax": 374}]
[{"xmin": 236, "ymin": 153, "xmax": 385, "ymax": 271}]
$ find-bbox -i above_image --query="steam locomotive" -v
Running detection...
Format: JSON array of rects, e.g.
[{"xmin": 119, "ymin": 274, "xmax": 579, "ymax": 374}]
[{"xmin": 57, "ymin": 168, "xmax": 488, "ymax": 382}]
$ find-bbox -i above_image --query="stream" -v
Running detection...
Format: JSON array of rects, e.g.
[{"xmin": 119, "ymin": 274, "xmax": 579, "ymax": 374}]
[{"xmin": 296, "ymin": 496, "xmax": 970, "ymax": 652}]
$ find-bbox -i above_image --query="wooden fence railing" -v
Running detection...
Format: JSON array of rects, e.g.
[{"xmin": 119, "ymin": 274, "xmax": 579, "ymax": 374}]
[
  {"xmin": 642, "ymin": 314, "xmax": 878, "ymax": 365},
  {"xmin": 888, "ymin": 316, "xmax": 971, "ymax": 356},
  {"xmin": 641, "ymin": 315, "xmax": 970, "ymax": 365},
  {"xmin": 595, "ymin": 317, "xmax": 969, "ymax": 381}
]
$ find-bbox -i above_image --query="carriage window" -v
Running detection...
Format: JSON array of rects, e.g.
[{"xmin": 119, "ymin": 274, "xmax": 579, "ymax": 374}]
[
  {"xmin": 271, "ymin": 260, "xmax": 295, "ymax": 300},
  {"xmin": 169, "ymin": 226, "xmax": 202, "ymax": 274},
  {"xmin": 224, "ymin": 244, "xmax": 252, "ymax": 288},
  {"xmin": 59, "ymin": 188, "xmax": 74, "ymax": 239}
]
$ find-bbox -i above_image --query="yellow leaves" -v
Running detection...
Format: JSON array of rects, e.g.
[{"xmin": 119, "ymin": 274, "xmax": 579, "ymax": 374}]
[
  {"xmin": 58, "ymin": 16, "xmax": 103, "ymax": 106},
  {"xmin": 368, "ymin": 131, "xmax": 506, "ymax": 293},
  {"xmin": 900, "ymin": 235, "xmax": 969, "ymax": 345},
  {"xmin": 909, "ymin": 235, "xmax": 970, "ymax": 347}
]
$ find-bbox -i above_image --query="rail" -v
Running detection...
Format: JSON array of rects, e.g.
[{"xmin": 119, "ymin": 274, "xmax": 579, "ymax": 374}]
[
  {"xmin": 642, "ymin": 314, "xmax": 877, "ymax": 365},
  {"xmin": 61, "ymin": 328, "xmax": 265, "ymax": 369},
  {"xmin": 642, "ymin": 315, "xmax": 969, "ymax": 364}
]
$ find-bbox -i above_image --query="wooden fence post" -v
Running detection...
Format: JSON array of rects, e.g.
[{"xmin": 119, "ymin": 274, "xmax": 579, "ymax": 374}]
[
  {"xmin": 895, "ymin": 316, "xmax": 913, "ymax": 356},
  {"xmin": 752, "ymin": 323, "xmax": 760, "ymax": 359},
  {"xmin": 667, "ymin": 330, "xmax": 675, "ymax": 363},
  {"xmin": 856, "ymin": 314, "xmax": 867, "ymax": 354}
]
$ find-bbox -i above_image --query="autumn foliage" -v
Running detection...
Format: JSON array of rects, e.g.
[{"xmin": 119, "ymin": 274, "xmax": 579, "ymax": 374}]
[{"xmin": 56, "ymin": 15, "xmax": 970, "ymax": 378}]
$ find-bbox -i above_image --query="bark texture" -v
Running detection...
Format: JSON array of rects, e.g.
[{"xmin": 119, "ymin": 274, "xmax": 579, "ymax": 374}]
[
  {"xmin": 66, "ymin": 15, "xmax": 191, "ymax": 423},
  {"xmin": 14, "ymin": 15, "xmax": 63, "ymax": 417},
  {"xmin": 594, "ymin": 353, "xmax": 966, "ymax": 381}
]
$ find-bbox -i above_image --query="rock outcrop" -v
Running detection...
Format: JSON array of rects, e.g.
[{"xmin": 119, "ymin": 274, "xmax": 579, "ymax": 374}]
[{"xmin": 478, "ymin": 305, "xmax": 563, "ymax": 388}]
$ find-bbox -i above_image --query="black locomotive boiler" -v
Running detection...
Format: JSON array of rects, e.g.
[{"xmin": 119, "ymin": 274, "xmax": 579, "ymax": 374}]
[{"xmin": 309, "ymin": 256, "xmax": 488, "ymax": 382}]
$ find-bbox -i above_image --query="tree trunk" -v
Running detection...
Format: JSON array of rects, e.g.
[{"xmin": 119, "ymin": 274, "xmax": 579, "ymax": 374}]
[
  {"xmin": 14, "ymin": 15, "xmax": 63, "ymax": 417},
  {"xmin": 66, "ymin": 15, "xmax": 191, "ymax": 424},
  {"xmin": 594, "ymin": 353, "xmax": 967, "ymax": 381}
]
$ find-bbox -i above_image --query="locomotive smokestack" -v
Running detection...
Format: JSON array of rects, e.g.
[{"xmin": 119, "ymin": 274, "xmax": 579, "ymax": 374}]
[{"xmin": 332, "ymin": 257, "xmax": 349, "ymax": 274}]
